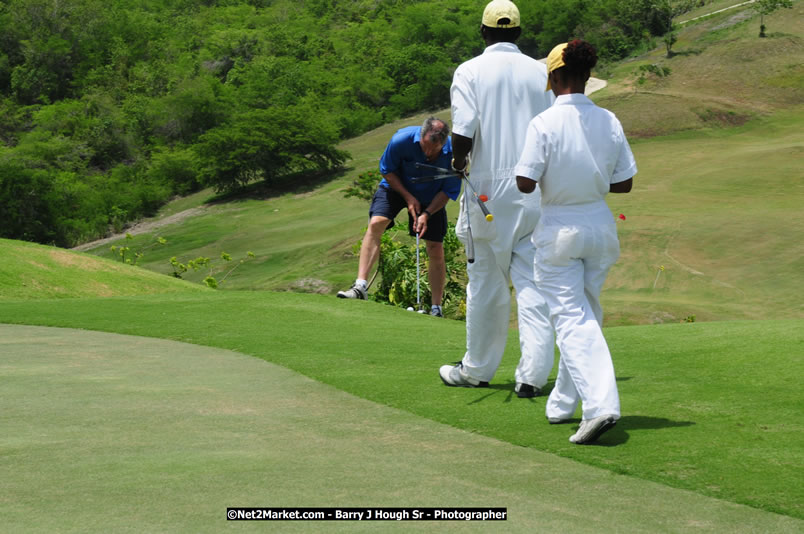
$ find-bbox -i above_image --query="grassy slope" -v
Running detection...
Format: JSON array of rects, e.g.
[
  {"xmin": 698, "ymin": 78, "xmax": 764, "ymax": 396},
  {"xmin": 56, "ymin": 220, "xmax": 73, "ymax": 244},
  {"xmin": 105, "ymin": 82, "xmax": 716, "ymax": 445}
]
[
  {"xmin": 78, "ymin": 108, "xmax": 442, "ymax": 296},
  {"xmin": 596, "ymin": 5, "xmax": 804, "ymax": 324},
  {"xmin": 0, "ymin": 292, "xmax": 801, "ymax": 520},
  {"xmin": 598, "ymin": 2, "xmax": 804, "ymax": 138},
  {"xmin": 76, "ymin": 105, "xmax": 804, "ymax": 326},
  {"xmin": 73, "ymin": 4, "xmax": 803, "ymax": 326},
  {"xmin": 0, "ymin": 238, "xmax": 206, "ymax": 299},
  {"xmin": 603, "ymin": 110, "xmax": 804, "ymax": 324}
]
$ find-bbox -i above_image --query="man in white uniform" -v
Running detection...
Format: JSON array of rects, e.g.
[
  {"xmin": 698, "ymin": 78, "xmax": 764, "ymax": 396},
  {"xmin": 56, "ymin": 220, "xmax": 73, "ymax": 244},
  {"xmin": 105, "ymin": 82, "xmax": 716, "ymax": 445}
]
[
  {"xmin": 439, "ymin": 0, "xmax": 555, "ymax": 398},
  {"xmin": 515, "ymin": 40, "xmax": 636, "ymax": 444}
]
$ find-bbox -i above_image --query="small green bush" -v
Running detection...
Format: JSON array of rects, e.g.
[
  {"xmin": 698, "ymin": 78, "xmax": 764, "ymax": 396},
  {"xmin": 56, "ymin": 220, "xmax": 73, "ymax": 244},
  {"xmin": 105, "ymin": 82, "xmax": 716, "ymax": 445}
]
[
  {"xmin": 369, "ymin": 221, "xmax": 467, "ymax": 319},
  {"xmin": 637, "ymin": 63, "xmax": 672, "ymax": 84},
  {"xmin": 343, "ymin": 170, "xmax": 382, "ymax": 203},
  {"xmin": 169, "ymin": 250, "xmax": 255, "ymax": 288},
  {"xmin": 111, "ymin": 233, "xmax": 166, "ymax": 265}
]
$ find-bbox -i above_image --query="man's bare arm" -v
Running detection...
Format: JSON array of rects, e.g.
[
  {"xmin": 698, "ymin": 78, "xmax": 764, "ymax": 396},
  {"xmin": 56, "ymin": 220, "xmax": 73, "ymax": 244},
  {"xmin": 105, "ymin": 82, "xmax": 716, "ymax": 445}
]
[{"xmin": 451, "ymin": 134, "xmax": 473, "ymax": 170}]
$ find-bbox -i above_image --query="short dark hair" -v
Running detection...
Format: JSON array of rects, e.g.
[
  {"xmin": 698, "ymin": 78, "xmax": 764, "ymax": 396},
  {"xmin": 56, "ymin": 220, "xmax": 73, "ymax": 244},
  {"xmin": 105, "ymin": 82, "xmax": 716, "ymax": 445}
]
[
  {"xmin": 550, "ymin": 39, "xmax": 597, "ymax": 89},
  {"xmin": 481, "ymin": 25, "xmax": 521, "ymax": 44},
  {"xmin": 421, "ymin": 117, "xmax": 449, "ymax": 144},
  {"xmin": 562, "ymin": 39, "xmax": 598, "ymax": 77}
]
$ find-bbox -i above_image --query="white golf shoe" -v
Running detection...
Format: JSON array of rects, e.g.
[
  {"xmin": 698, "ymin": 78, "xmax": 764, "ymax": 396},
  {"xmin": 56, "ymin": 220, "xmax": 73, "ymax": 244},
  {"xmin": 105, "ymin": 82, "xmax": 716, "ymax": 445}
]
[
  {"xmin": 569, "ymin": 414, "xmax": 618, "ymax": 444},
  {"xmin": 439, "ymin": 363, "xmax": 489, "ymax": 388},
  {"xmin": 336, "ymin": 285, "xmax": 366, "ymax": 300}
]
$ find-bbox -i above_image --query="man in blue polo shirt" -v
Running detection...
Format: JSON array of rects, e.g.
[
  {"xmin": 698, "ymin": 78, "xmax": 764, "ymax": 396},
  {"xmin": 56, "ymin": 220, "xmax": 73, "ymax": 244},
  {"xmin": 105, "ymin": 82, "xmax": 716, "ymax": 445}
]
[{"xmin": 337, "ymin": 117, "xmax": 461, "ymax": 317}]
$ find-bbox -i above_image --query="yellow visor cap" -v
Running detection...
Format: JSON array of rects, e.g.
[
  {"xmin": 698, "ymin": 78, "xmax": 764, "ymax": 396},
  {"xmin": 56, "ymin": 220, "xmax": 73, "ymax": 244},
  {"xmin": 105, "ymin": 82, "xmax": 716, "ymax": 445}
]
[{"xmin": 545, "ymin": 42, "xmax": 567, "ymax": 91}]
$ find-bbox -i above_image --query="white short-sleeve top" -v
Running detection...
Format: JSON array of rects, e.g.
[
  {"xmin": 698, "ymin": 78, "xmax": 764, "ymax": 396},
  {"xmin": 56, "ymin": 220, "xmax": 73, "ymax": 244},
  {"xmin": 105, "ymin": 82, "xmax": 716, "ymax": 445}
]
[{"xmin": 514, "ymin": 93, "xmax": 637, "ymax": 206}]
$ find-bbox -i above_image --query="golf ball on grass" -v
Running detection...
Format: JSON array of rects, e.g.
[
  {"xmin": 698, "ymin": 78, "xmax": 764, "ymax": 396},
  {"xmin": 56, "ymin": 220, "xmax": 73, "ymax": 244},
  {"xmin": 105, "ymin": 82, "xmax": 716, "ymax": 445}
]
[{"xmin": 407, "ymin": 307, "xmax": 414, "ymax": 311}]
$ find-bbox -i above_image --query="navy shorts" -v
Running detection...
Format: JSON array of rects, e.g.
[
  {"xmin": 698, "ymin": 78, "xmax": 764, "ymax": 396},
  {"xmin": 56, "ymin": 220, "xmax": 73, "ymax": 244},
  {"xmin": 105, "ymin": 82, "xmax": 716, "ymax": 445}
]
[{"xmin": 369, "ymin": 186, "xmax": 448, "ymax": 243}]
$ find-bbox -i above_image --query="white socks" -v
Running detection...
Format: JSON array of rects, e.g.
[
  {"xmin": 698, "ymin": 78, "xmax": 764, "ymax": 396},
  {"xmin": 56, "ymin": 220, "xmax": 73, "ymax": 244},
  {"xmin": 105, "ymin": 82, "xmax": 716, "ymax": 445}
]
[{"xmin": 355, "ymin": 279, "xmax": 368, "ymax": 291}]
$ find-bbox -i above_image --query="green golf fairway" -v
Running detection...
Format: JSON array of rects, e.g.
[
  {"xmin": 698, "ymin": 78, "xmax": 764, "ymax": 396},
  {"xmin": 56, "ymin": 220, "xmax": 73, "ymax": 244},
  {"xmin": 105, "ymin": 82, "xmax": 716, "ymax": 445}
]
[
  {"xmin": 2, "ymin": 324, "xmax": 801, "ymax": 533},
  {"xmin": 1, "ymin": 292, "xmax": 802, "ymax": 524}
]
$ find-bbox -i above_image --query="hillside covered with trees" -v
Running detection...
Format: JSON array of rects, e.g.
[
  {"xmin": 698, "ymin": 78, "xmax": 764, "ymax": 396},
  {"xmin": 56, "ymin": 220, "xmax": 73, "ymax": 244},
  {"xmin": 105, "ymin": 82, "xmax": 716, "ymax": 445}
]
[{"xmin": 0, "ymin": 0, "xmax": 679, "ymax": 247}]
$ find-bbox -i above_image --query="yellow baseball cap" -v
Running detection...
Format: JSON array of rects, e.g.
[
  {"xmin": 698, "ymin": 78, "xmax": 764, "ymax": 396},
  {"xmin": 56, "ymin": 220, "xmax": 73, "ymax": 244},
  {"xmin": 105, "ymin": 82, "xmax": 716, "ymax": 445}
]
[
  {"xmin": 482, "ymin": 0, "xmax": 520, "ymax": 29},
  {"xmin": 545, "ymin": 42, "xmax": 567, "ymax": 91}
]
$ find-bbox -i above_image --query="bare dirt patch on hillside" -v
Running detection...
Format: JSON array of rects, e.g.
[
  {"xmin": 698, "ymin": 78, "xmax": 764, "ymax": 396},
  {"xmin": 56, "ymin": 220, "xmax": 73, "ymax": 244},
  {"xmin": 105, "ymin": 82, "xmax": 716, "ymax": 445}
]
[{"xmin": 72, "ymin": 207, "xmax": 206, "ymax": 252}]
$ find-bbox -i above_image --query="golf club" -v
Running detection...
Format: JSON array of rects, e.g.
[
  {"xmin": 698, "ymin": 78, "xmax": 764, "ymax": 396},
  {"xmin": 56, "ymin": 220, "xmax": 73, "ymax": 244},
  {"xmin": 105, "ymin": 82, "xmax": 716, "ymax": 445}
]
[
  {"xmin": 416, "ymin": 230, "xmax": 421, "ymax": 312},
  {"xmin": 413, "ymin": 163, "xmax": 493, "ymax": 222},
  {"xmin": 464, "ymin": 192, "xmax": 475, "ymax": 264},
  {"xmin": 462, "ymin": 176, "xmax": 493, "ymax": 222}
]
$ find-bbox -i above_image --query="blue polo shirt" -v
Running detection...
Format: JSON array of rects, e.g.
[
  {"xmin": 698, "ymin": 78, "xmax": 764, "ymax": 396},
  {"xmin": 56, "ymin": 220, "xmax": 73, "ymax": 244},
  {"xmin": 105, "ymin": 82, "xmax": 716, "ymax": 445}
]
[{"xmin": 378, "ymin": 126, "xmax": 461, "ymax": 205}]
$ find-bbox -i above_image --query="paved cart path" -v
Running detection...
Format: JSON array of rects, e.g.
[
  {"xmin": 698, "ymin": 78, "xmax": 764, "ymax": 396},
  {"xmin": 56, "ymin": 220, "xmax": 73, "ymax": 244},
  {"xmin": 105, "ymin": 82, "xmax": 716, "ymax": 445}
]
[{"xmin": 678, "ymin": 0, "xmax": 756, "ymax": 24}]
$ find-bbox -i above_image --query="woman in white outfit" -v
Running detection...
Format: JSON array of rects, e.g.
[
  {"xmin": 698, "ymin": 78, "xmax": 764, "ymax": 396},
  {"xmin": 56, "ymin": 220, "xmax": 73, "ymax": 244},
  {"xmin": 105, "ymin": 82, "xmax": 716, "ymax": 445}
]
[{"xmin": 514, "ymin": 39, "xmax": 637, "ymax": 445}]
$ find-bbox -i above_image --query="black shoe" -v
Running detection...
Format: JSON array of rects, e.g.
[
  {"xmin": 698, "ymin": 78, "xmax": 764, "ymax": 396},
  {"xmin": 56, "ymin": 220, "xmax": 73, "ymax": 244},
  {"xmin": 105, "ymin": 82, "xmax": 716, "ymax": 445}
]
[{"xmin": 515, "ymin": 383, "xmax": 541, "ymax": 398}]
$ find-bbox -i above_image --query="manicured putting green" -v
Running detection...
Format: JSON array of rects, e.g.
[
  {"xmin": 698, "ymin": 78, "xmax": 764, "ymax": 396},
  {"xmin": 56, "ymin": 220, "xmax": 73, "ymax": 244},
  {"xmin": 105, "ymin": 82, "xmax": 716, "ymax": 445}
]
[{"xmin": 2, "ymin": 325, "xmax": 801, "ymax": 533}]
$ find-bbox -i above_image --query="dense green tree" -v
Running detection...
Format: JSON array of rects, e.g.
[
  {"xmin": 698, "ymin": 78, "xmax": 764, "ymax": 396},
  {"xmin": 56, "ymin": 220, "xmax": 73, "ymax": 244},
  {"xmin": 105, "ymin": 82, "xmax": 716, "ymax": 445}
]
[
  {"xmin": 0, "ymin": 0, "xmax": 678, "ymax": 246},
  {"xmin": 0, "ymin": 160, "xmax": 59, "ymax": 244},
  {"xmin": 147, "ymin": 145, "xmax": 201, "ymax": 195},
  {"xmin": 195, "ymin": 104, "xmax": 348, "ymax": 192}
]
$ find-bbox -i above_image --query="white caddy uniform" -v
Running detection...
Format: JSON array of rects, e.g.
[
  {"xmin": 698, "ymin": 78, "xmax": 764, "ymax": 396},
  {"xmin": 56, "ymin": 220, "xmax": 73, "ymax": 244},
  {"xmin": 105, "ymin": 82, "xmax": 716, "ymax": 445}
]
[
  {"xmin": 514, "ymin": 93, "xmax": 637, "ymax": 421},
  {"xmin": 450, "ymin": 42, "xmax": 555, "ymax": 386}
]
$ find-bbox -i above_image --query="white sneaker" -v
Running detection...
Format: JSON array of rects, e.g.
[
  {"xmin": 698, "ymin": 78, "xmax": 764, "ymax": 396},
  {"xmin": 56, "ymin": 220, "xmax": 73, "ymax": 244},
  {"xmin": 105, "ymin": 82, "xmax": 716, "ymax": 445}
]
[
  {"xmin": 569, "ymin": 415, "xmax": 618, "ymax": 444},
  {"xmin": 336, "ymin": 285, "xmax": 366, "ymax": 300},
  {"xmin": 438, "ymin": 363, "xmax": 488, "ymax": 388}
]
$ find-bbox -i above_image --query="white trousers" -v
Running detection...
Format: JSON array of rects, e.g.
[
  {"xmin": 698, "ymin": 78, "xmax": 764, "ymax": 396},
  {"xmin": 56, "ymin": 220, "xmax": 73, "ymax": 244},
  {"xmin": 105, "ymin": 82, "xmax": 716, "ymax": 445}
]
[
  {"xmin": 534, "ymin": 204, "xmax": 621, "ymax": 421},
  {"xmin": 461, "ymin": 234, "xmax": 555, "ymax": 386}
]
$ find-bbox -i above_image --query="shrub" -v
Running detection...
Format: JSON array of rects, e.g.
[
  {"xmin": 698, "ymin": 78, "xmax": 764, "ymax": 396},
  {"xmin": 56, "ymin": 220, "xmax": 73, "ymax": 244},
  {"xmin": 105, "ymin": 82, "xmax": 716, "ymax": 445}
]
[
  {"xmin": 343, "ymin": 170, "xmax": 382, "ymax": 203},
  {"xmin": 169, "ymin": 250, "xmax": 255, "ymax": 288},
  {"xmin": 637, "ymin": 63, "xmax": 671, "ymax": 84},
  {"xmin": 370, "ymin": 221, "xmax": 467, "ymax": 319}
]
